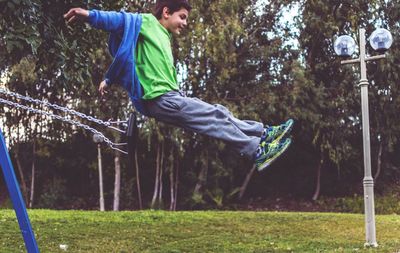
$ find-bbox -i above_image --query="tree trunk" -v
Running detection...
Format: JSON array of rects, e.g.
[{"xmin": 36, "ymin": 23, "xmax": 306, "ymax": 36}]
[
  {"xmin": 157, "ymin": 141, "xmax": 165, "ymax": 207},
  {"xmin": 239, "ymin": 165, "xmax": 257, "ymax": 200},
  {"xmin": 169, "ymin": 149, "xmax": 175, "ymax": 211},
  {"xmin": 151, "ymin": 144, "xmax": 161, "ymax": 209},
  {"xmin": 113, "ymin": 149, "xmax": 121, "ymax": 211},
  {"xmin": 14, "ymin": 149, "xmax": 28, "ymax": 205},
  {"xmin": 312, "ymin": 155, "xmax": 324, "ymax": 201},
  {"xmin": 193, "ymin": 150, "xmax": 208, "ymax": 198},
  {"xmin": 134, "ymin": 148, "xmax": 143, "ymax": 210},
  {"xmin": 98, "ymin": 144, "xmax": 105, "ymax": 211},
  {"xmin": 374, "ymin": 140, "xmax": 383, "ymax": 181},
  {"xmin": 173, "ymin": 157, "xmax": 179, "ymax": 211},
  {"xmin": 29, "ymin": 142, "xmax": 36, "ymax": 208},
  {"xmin": 169, "ymin": 162, "xmax": 174, "ymax": 211}
]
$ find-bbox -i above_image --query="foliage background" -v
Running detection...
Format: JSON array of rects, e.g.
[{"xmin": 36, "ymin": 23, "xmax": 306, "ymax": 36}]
[{"xmin": 1, "ymin": 0, "xmax": 399, "ymax": 212}]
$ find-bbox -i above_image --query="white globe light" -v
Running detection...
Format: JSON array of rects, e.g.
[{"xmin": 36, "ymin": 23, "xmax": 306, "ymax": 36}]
[
  {"xmin": 93, "ymin": 133, "xmax": 104, "ymax": 143},
  {"xmin": 334, "ymin": 35, "xmax": 356, "ymax": 57},
  {"xmin": 369, "ymin": 28, "xmax": 393, "ymax": 52}
]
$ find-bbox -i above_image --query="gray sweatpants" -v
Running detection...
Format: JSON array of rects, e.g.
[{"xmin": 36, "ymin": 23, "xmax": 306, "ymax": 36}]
[{"xmin": 143, "ymin": 91, "xmax": 264, "ymax": 158}]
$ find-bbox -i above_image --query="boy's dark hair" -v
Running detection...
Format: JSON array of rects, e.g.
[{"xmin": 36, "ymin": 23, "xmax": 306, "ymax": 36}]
[{"xmin": 153, "ymin": 0, "xmax": 192, "ymax": 19}]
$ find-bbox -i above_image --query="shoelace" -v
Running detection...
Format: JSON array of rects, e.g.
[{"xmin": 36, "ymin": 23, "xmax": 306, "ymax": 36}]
[
  {"xmin": 262, "ymin": 124, "xmax": 285, "ymax": 140},
  {"xmin": 257, "ymin": 140, "xmax": 287, "ymax": 158}
]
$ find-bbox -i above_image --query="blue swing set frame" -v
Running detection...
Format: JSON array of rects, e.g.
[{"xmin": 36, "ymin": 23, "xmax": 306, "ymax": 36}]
[
  {"xmin": 0, "ymin": 112, "xmax": 137, "ymax": 253},
  {"xmin": 0, "ymin": 128, "xmax": 40, "ymax": 253}
]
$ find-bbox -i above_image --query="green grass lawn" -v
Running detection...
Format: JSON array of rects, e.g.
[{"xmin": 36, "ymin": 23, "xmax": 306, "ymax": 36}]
[{"xmin": 0, "ymin": 210, "xmax": 399, "ymax": 253}]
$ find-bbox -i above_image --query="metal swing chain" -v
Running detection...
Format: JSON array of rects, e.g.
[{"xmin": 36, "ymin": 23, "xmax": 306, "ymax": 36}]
[
  {"xmin": 0, "ymin": 88, "xmax": 127, "ymax": 133},
  {"xmin": 0, "ymin": 97, "xmax": 128, "ymax": 154}
]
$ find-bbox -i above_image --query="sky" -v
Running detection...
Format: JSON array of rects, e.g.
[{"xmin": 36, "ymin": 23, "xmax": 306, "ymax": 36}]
[{"xmin": 253, "ymin": 0, "xmax": 302, "ymax": 51}]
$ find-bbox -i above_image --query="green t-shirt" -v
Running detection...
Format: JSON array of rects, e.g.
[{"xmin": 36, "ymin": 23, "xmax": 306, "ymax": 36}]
[{"xmin": 135, "ymin": 14, "xmax": 178, "ymax": 100}]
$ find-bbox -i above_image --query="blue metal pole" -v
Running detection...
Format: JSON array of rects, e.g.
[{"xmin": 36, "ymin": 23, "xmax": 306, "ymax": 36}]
[{"xmin": 0, "ymin": 128, "xmax": 40, "ymax": 253}]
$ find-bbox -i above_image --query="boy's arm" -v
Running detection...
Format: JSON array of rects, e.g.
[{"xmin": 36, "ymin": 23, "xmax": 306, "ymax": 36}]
[
  {"xmin": 64, "ymin": 8, "xmax": 125, "ymax": 95},
  {"xmin": 64, "ymin": 8, "xmax": 124, "ymax": 32}
]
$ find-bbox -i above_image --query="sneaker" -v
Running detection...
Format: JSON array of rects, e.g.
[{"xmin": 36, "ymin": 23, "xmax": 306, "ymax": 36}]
[
  {"xmin": 261, "ymin": 119, "xmax": 294, "ymax": 144},
  {"xmin": 255, "ymin": 138, "xmax": 292, "ymax": 171}
]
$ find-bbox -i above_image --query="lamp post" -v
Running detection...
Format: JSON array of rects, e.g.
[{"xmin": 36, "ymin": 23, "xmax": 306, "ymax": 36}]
[
  {"xmin": 93, "ymin": 133, "xmax": 105, "ymax": 211},
  {"xmin": 334, "ymin": 28, "xmax": 393, "ymax": 247}
]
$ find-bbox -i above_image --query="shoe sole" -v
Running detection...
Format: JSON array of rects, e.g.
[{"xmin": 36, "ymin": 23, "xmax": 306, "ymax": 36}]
[
  {"xmin": 264, "ymin": 119, "xmax": 294, "ymax": 144},
  {"xmin": 272, "ymin": 119, "xmax": 294, "ymax": 144},
  {"xmin": 257, "ymin": 138, "xmax": 292, "ymax": 171}
]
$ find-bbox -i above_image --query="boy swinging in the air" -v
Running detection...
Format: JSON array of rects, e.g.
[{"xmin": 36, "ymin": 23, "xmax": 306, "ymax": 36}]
[{"xmin": 64, "ymin": 0, "xmax": 293, "ymax": 171}]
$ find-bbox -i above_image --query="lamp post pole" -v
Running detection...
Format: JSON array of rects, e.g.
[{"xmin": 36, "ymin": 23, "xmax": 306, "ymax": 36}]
[
  {"xmin": 97, "ymin": 143, "xmax": 105, "ymax": 211},
  {"xmin": 341, "ymin": 28, "xmax": 383, "ymax": 247},
  {"xmin": 358, "ymin": 28, "xmax": 377, "ymax": 247},
  {"xmin": 336, "ymin": 26, "xmax": 393, "ymax": 247}
]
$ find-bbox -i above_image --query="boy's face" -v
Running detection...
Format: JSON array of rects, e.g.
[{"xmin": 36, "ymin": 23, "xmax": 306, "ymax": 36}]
[{"xmin": 162, "ymin": 7, "xmax": 189, "ymax": 35}]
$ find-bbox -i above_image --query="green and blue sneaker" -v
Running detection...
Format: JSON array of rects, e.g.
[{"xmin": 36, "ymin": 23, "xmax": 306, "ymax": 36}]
[
  {"xmin": 255, "ymin": 138, "xmax": 292, "ymax": 171},
  {"xmin": 261, "ymin": 119, "xmax": 294, "ymax": 144}
]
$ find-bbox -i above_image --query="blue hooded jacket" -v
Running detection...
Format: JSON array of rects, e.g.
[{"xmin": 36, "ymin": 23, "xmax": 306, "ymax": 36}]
[{"xmin": 88, "ymin": 10, "xmax": 147, "ymax": 115}]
